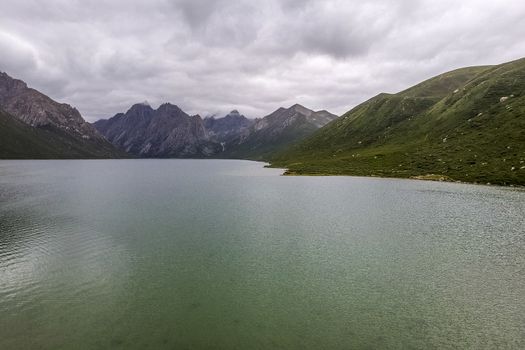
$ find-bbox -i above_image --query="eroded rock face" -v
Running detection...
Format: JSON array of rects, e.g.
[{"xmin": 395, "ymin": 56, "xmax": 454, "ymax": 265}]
[
  {"xmin": 204, "ymin": 110, "xmax": 254, "ymax": 142},
  {"xmin": 0, "ymin": 72, "xmax": 103, "ymax": 140},
  {"xmin": 219, "ymin": 104, "xmax": 338, "ymax": 159},
  {"xmin": 251, "ymin": 104, "xmax": 337, "ymax": 136},
  {"xmin": 94, "ymin": 103, "xmax": 220, "ymax": 157},
  {"xmin": 94, "ymin": 102, "xmax": 337, "ymax": 159}
]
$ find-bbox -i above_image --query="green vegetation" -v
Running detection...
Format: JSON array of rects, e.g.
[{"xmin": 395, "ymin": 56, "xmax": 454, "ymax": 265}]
[
  {"xmin": 0, "ymin": 109, "xmax": 127, "ymax": 159},
  {"xmin": 271, "ymin": 58, "xmax": 525, "ymax": 186},
  {"xmin": 221, "ymin": 121, "xmax": 319, "ymax": 160},
  {"xmin": 218, "ymin": 105, "xmax": 337, "ymax": 160}
]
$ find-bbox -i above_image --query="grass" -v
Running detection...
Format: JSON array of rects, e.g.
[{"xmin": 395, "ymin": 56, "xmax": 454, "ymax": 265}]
[
  {"xmin": 0, "ymin": 109, "xmax": 126, "ymax": 159},
  {"xmin": 271, "ymin": 58, "xmax": 525, "ymax": 186}
]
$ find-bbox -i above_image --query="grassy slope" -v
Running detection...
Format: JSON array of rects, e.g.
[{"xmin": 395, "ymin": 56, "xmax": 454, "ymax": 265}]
[
  {"xmin": 0, "ymin": 109, "xmax": 126, "ymax": 159},
  {"xmin": 271, "ymin": 58, "xmax": 525, "ymax": 185},
  {"xmin": 220, "ymin": 121, "xmax": 319, "ymax": 160}
]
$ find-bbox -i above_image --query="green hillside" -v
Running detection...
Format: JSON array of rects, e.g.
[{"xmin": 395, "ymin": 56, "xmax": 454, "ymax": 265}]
[
  {"xmin": 0, "ymin": 109, "xmax": 126, "ymax": 159},
  {"xmin": 218, "ymin": 105, "xmax": 337, "ymax": 160},
  {"xmin": 221, "ymin": 119, "xmax": 319, "ymax": 160},
  {"xmin": 271, "ymin": 58, "xmax": 525, "ymax": 185}
]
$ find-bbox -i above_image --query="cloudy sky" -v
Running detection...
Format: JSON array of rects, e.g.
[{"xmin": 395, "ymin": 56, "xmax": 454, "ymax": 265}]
[{"xmin": 1, "ymin": 0, "xmax": 524, "ymax": 121}]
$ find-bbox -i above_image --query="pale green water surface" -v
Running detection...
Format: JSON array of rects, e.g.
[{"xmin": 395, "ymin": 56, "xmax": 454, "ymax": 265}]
[{"xmin": 0, "ymin": 160, "xmax": 524, "ymax": 349}]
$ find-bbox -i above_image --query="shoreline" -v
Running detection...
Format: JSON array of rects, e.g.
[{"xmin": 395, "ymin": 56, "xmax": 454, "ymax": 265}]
[
  {"xmin": 269, "ymin": 165, "xmax": 525, "ymax": 189},
  {"xmin": 1, "ymin": 158, "xmax": 523, "ymax": 189}
]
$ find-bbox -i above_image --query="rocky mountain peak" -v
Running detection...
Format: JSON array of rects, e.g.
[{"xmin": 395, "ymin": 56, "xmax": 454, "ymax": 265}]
[
  {"xmin": 157, "ymin": 102, "xmax": 185, "ymax": 114},
  {"xmin": 218, "ymin": 104, "xmax": 337, "ymax": 159},
  {"xmin": 0, "ymin": 72, "xmax": 29, "ymax": 99},
  {"xmin": 284, "ymin": 103, "xmax": 337, "ymax": 127},
  {"xmin": 94, "ymin": 103, "xmax": 217, "ymax": 157},
  {"xmin": 0, "ymin": 71, "xmax": 104, "ymax": 140},
  {"xmin": 289, "ymin": 103, "xmax": 313, "ymax": 116},
  {"xmin": 203, "ymin": 109, "xmax": 253, "ymax": 142},
  {"xmin": 128, "ymin": 102, "xmax": 154, "ymax": 115},
  {"xmin": 290, "ymin": 103, "xmax": 305, "ymax": 109}
]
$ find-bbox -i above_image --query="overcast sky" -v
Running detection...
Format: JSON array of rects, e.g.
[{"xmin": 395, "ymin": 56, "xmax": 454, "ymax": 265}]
[{"xmin": 1, "ymin": 0, "xmax": 524, "ymax": 121}]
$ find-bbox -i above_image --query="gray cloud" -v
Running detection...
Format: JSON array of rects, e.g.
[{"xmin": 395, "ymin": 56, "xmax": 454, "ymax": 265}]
[{"xmin": 1, "ymin": 0, "xmax": 524, "ymax": 121}]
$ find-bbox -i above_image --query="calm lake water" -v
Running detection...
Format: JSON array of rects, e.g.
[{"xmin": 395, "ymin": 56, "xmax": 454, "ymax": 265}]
[{"xmin": 0, "ymin": 160, "xmax": 524, "ymax": 349}]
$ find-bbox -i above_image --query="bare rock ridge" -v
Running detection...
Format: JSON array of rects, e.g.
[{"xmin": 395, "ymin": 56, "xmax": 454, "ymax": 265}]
[
  {"xmin": 95, "ymin": 104, "xmax": 338, "ymax": 159},
  {"xmin": 93, "ymin": 103, "xmax": 220, "ymax": 158},
  {"xmin": 204, "ymin": 110, "xmax": 254, "ymax": 142},
  {"xmin": 0, "ymin": 71, "xmax": 337, "ymax": 160},
  {"xmin": 0, "ymin": 72, "xmax": 123, "ymax": 158},
  {"xmin": 217, "ymin": 104, "xmax": 338, "ymax": 159},
  {"xmin": 0, "ymin": 72, "xmax": 102, "ymax": 140}
]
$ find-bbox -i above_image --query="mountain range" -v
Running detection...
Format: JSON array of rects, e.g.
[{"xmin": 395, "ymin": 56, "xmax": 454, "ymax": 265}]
[
  {"xmin": 216, "ymin": 104, "xmax": 337, "ymax": 160},
  {"xmin": 0, "ymin": 71, "xmax": 336, "ymax": 160},
  {"xmin": 93, "ymin": 103, "xmax": 337, "ymax": 159},
  {"xmin": 1, "ymin": 56, "xmax": 524, "ymax": 185},
  {"xmin": 93, "ymin": 103, "xmax": 219, "ymax": 158}
]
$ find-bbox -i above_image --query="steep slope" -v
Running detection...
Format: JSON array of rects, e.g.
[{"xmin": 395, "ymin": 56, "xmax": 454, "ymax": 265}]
[
  {"xmin": 221, "ymin": 104, "xmax": 337, "ymax": 160},
  {"xmin": 94, "ymin": 103, "xmax": 219, "ymax": 157},
  {"xmin": 203, "ymin": 110, "xmax": 254, "ymax": 144},
  {"xmin": 0, "ymin": 72, "xmax": 124, "ymax": 158},
  {"xmin": 0, "ymin": 108, "xmax": 122, "ymax": 159},
  {"xmin": 272, "ymin": 58, "xmax": 525, "ymax": 185}
]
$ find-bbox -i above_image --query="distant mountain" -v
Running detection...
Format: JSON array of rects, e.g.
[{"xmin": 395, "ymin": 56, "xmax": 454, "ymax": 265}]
[
  {"xmin": 94, "ymin": 103, "xmax": 220, "ymax": 157},
  {"xmin": 271, "ymin": 57, "xmax": 525, "ymax": 185},
  {"xmin": 93, "ymin": 104, "xmax": 336, "ymax": 160},
  {"xmin": 220, "ymin": 104, "xmax": 337, "ymax": 160},
  {"xmin": 0, "ymin": 72, "xmax": 124, "ymax": 158},
  {"xmin": 204, "ymin": 110, "xmax": 254, "ymax": 144}
]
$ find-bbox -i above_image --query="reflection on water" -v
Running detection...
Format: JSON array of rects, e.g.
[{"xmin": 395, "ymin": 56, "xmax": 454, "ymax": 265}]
[{"xmin": 0, "ymin": 160, "xmax": 524, "ymax": 349}]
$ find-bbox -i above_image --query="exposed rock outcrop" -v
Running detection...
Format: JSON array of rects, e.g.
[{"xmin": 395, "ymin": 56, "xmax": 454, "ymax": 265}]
[
  {"xmin": 204, "ymin": 110, "xmax": 254, "ymax": 142},
  {"xmin": 0, "ymin": 72, "xmax": 103, "ymax": 140},
  {"xmin": 219, "ymin": 104, "xmax": 338, "ymax": 159},
  {"xmin": 94, "ymin": 103, "xmax": 220, "ymax": 157},
  {"xmin": 0, "ymin": 71, "xmax": 124, "ymax": 158}
]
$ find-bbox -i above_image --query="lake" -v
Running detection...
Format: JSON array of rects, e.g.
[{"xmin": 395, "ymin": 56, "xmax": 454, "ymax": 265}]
[{"xmin": 0, "ymin": 159, "xmax": 524, "ymax": 349}]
